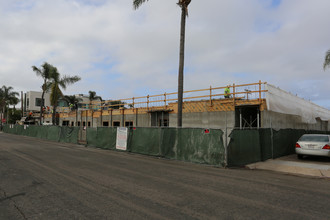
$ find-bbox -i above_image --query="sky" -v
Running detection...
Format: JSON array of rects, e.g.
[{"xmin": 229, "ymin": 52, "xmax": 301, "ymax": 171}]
[{"xmin": 1, "ymin": 0, "xmax": 330, "ymax": 109}]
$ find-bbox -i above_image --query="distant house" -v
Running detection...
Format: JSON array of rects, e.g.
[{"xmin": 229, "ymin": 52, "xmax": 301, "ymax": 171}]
[
  {"xmin": 74, "ymin": 94, "xmax": 90, "ymax": 109},
  {"xmin": 25, "ymin": 91, "xmax": 51, "ymax": 112},
  {"xmin": 24, "ymin": 92, "xmax": 89, "ymax": 112}
]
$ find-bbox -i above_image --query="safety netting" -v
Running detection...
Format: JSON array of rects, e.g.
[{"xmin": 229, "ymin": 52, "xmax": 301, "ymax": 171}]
[{"xmin": 266, "ymin": 84, "xmax": 330, "ymax": 123}]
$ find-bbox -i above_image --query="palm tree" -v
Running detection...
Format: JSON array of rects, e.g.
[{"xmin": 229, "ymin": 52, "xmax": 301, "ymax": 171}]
[
  {"xmin": 0, "ymin": 86, "xmax": 19, "ymax": 124},
  {"xmin": 64, "ymin": 95, "xmax": 83, "ymax": 126},
  {"xmin": 48, "ymin": 66, "xmax": 81, "ymax": 125},
  {"xmin": 32, "ymin": 62, "xmax": 53, "ymax": 124},
  {"xmin": 88, "ymin": 91, "xmax": 102, "ymax": 110},
  {"xmin": 133, "ymin": 0, "xmax": 192, "ymax": 127},
  {"xmin": 88, "ymin": 91, "xmax": 102, "ymax": 127},
  {"xmin": 64, "ymin": 95, "xmax": 82, "ymax": 110},
  {"xmin": 324, "ymin": 49, "xmax": 330, "ymax": 70}
]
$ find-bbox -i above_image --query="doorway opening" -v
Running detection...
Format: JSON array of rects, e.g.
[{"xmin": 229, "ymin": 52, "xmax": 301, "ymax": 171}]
[{"xmin": 235, "ymin": 105, "xmax": 260, "ymax": 129}]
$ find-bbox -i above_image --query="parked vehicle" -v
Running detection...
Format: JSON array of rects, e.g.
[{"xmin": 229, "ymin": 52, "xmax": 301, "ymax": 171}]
[{"xmin": 295, "ymin": 134, "xmax": 330, "ymax": 159}]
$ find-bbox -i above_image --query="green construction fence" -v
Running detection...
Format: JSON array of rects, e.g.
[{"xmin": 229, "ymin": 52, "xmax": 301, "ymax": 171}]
[
  {"xmin": 227, "ymin": 128, "xmax": 330, "ymax": 167},
  {"xmin": 4, "ymin": 124, "xmax": 329, "ymax": 167},
  {"xmin": 3, "ymin": 125, "xmax": 225, "ymax": 166},
  {"xmin": 86, "ymin": 127, "xmax": 117, "ymax": 150},
  {"xmin": 2, "ymin": 124, "xmax": 79, "ymax": 144},
  {"xmin": 87, "ymin": 127, "xmax": 225, "ymax": 166}
]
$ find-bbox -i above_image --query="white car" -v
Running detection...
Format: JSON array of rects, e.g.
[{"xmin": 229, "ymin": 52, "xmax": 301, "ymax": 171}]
[{"xmin": 295, "ymin": 134, "xmax": 330, "ymax": 159}]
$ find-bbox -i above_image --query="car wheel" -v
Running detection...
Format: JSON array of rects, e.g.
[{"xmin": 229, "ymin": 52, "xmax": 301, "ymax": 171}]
[{"xmin": 297, "ymin": 154, "xmax": 304, "ymax": 159}]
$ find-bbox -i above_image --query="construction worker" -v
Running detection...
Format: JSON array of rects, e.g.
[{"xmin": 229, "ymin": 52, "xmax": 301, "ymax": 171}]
[
  {"xmin": 69, "ymin": 103, "xmax": 74, "ymax": 111},
  {"xmin": 224, "ymin": 85, "xmax": 230, "ymax": 98}
]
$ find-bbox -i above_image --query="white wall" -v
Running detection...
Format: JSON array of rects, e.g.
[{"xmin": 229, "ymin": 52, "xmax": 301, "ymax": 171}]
[{"xmin": 26, "ymin": 91, "xmax": 51, "ymax": 111}]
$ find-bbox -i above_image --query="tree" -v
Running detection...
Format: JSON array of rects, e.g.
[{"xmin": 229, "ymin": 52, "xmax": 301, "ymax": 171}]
[
  {"xmin": 48, "ymin": 66, "xmax": 81, "ymax": 125},
  {"xmin": 88, "ymin": 91, "xmax": 102, "ymax": 110},
  {"xmin": 88, "ymin": 91, "xmax": 102, "ymax": 127},
  {"xmin": 64, "ymin": 95, "xmax": 82, "ymax": 110},
  {"xmin": 64, "ymin": 95, "xmax": 83, "ymax": 126},
  {"xmin": 133, "ymin": 0, "xmax": 192, "ymax": 127},
  {"xmin": 108, "ymin": 100, "xmax": 126, "ymax": 109},
  {"xmin": 324, "ymin": 49, "xmax": 330, "ymax": 70},
  {"xmin": 8, "ymin": 108, "xmax": 22, "ymax": 124},
  {"xmin": 0, "ymin": 86, "xmax": 19, "ymax": 124},
  {"xmin": 32, "ymin": 62, "xmax": 53, "ymax": 124}
]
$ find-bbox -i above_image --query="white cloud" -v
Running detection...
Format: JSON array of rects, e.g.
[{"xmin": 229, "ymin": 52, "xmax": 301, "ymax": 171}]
[{"xmin": 0, "ymin": 0, "xmax": 330, "ymax": 108}]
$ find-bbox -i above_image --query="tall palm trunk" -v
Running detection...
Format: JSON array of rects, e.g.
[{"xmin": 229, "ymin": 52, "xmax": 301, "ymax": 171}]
[
  {"xmin": 52, "ymin": 105, "xmax": 57, "ymax": 125},
  {"xmin": 6, "ymin": 105, "xmax": 8, "ymax": 123},
  {"xmin": 40, "ymin": 90, "xmax": 45, "ymax": 125},
  {"xmin": 76, "ymin": 108, "xmax": 78, "ymax": 126},
  {"xmin": 177, "ymin": 6, "xmax": 186, "ymax": 127},
  {"xmin": 2, "ymin": 106, "xmax": 4, "ymax": 125},
  {"xmin": 40, "ymin": 81, "xmax": 47, "ymax": 125}
]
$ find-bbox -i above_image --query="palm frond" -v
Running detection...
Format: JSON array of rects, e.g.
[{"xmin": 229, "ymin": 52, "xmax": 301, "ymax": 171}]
[
  {"xmin": 9, "ymin": 97, "xmax": 19, "ymax": 105},
  {"xmin": 32, "ymin": 66, "xmax": 42, "ymax": 77},
  {"xmin": 324, "ymin": 49, "xmax": 330, "ymax": 70},
  {"xmin": 64, "ymin": 95, "xmax": 82, "ymax": 104},
  {"xmin": 32, "ymin": 62, "xmax": 54, "ymax": 79},
  {"xmin": 133, "ymin": 0, "xmax": 149, "ymax": 10},
  {"xmin": 50, "ymin": 67, "xmax": 60, "ymax": 82},
  {"xmin": 0, "ymin": 86, "xmax": 19, "ymax": 106},
  {"xmin": 45, "ymin": 82, "xmax": 53, "ymax": 92},
  {"xmin": 60, "ymin": 75, "xmax": 81, "ymax": 90},
  {"xmin": 42, "ymin": 62, "xmax": 53, "ymax": 79}
]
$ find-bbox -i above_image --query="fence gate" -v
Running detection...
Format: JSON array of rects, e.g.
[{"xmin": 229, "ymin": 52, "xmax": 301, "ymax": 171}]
[{"xmin": 78, "ymin": 127, "xmax": 87, "ymax": 145}]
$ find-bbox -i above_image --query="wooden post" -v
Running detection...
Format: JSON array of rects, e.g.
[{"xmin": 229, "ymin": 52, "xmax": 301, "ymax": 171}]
[
  {"xmin": 91, "ymin": 110, "xmax": 93, "ymax": 127},
  {"xmin": 100, "ymin": 109, "xmax": 103, "ymax": 127},
  {"xmin": 120, "ymin": 107, "xmax": 124, "ymax": 127},
  {"xmin": 259, "ymin": 80, "xmax": 262, "ymax": 103},
  {"xmin": 233, "ymin": 83, "xmax": 236, "ymax": 107},
  {"xmin": 110, "ymin": 109, "xmax": 113, "ymax": 127},
  {"xmin": 164, "ymin": 93, "xmax": 167, "ymax": 109},
  {"xmin": 147, "ymin": 95, "xmax": 149, "ymax": 110},
  {"xmin": 135, "ymin": 108, "xmax": 138, "ymax": 127},
  {"xmin": 209, "ymin": 86, "xmax": 212, "ymax": 106},
  {"xmin": 80, "ymin": 110, "xmax": 83, "ymax": 140},
  {"xmin": 85, "ymin": 110, "xmax": 88, "ymax": 128}
]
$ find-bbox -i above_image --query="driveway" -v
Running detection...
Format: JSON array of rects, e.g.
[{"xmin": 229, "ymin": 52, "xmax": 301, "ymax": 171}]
[{"xmin": 247, "ymin": 154, "xmax": 330, "ymax": 178}]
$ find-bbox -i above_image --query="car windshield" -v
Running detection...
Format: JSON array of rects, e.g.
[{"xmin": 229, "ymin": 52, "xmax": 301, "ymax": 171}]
[{"xmin": 299, "ymin": 135, "xmax": 329, "ymax": 142}]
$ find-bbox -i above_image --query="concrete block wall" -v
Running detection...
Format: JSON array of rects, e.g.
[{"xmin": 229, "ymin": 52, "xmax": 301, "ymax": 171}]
[
  {"xmin": 59, "ymin": 112, "xmax": 152, "ymax": 128},
  {"xmin": 57, "ymin": 109, "xmax": 329, "ymax": 131},
  {"xmin": 170, "ymin": 111, "xmax": 235, "ymax": 129}
]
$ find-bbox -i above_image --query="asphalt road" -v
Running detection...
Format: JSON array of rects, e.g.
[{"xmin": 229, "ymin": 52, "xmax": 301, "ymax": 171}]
[{"xmin": 1, "ymin": 132, "xmax": 330, "ymax": 220}]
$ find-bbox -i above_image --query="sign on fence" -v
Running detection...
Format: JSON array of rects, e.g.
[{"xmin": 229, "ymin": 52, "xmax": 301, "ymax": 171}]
[{"xmin": 116, "ymin": 127, "xmax": 128, "ymax": 151}]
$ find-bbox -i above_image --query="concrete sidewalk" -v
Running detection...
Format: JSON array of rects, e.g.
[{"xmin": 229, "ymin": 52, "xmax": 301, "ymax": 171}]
[{"xmin": 246, "ymin": 155, "xmax": 330, "ymax": 178}]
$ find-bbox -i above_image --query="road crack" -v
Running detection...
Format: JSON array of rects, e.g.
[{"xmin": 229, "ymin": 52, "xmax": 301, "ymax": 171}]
[{"xmin": 0, "ymin": 187, "xmax": 27, "ymax": 219}]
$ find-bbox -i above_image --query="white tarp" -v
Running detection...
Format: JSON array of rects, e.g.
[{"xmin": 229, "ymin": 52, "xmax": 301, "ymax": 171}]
[
  {"xmin": 266, "ymin": 84, "xmax": 330, "ymax": 124},
  {"xmin": 116, "ymin": 127, "xmax": 128, "ymax": 150}
]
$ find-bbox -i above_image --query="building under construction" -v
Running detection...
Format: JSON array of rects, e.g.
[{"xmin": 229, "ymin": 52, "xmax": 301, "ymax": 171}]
[{"xmin": 36, "ymin": 81, "xmax": 330, "ymax": 131}]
